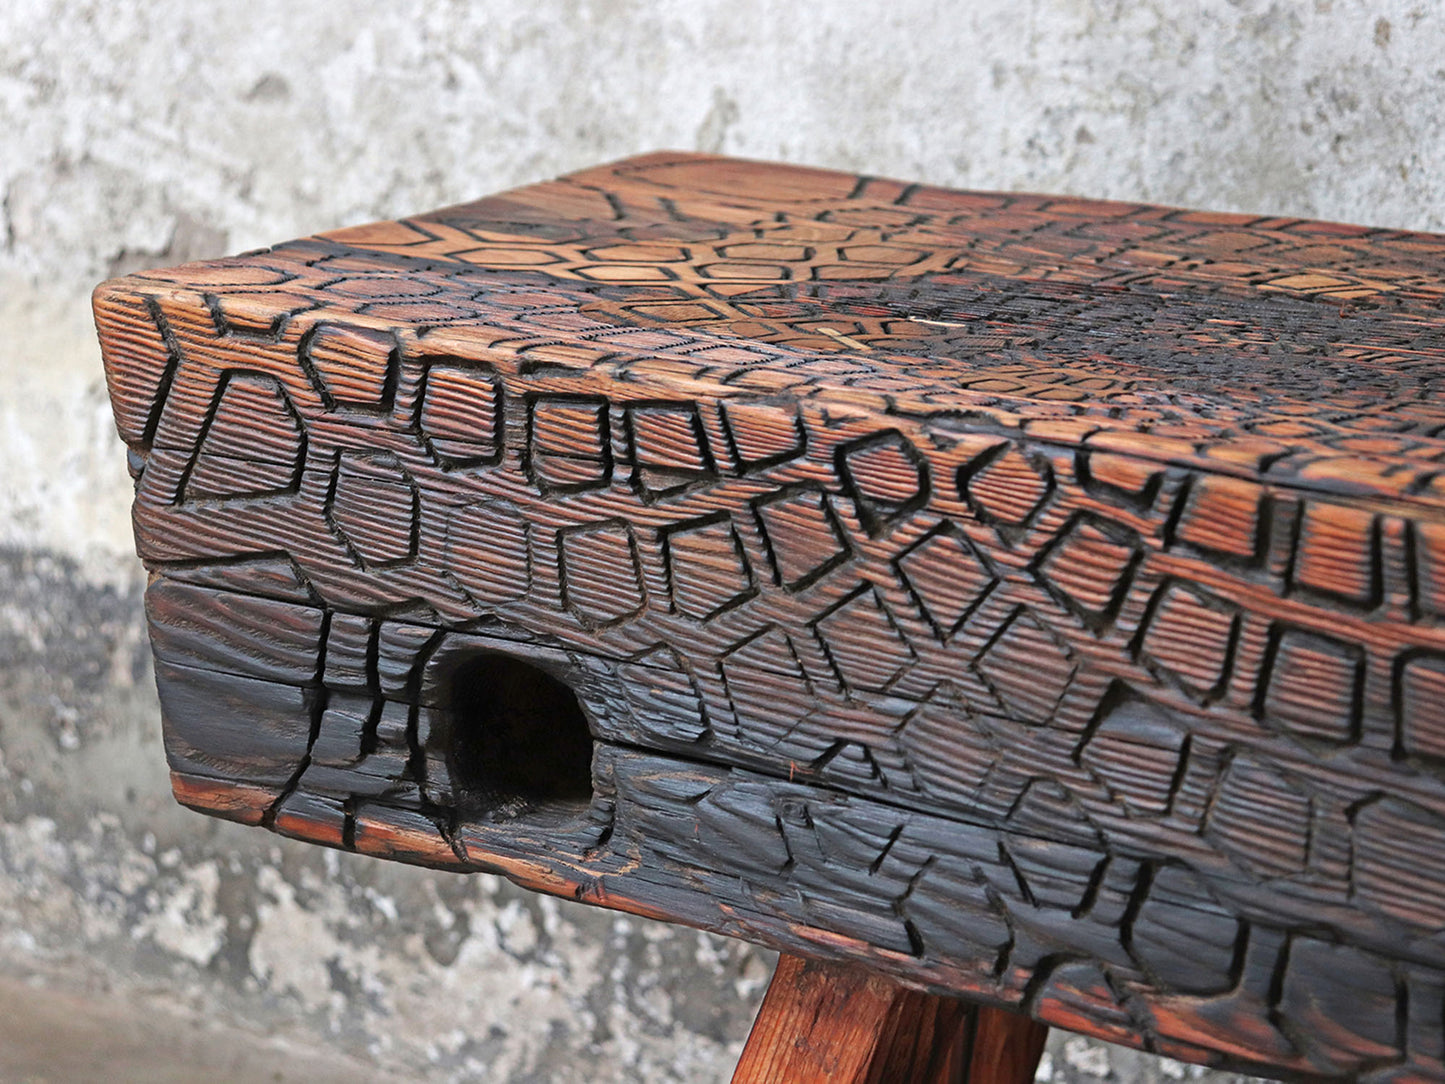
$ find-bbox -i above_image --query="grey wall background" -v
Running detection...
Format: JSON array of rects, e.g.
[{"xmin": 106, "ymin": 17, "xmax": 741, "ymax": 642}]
[{"xmin": 2, "ymin": 1, "xmax": 1442, "ymax": 1080}]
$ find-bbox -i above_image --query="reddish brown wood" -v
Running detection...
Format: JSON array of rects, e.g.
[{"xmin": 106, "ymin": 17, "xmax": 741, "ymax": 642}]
[
  {"xmin": 94, "ymin": 152, "xmax": 1445, "ymax": 1079},
  {"xmin": 734, "ymin": 955, "xmax": 1046, "ymax": 1084},
  {"xmin": 968, "ymin": 1006, "xmax": 1052, "ymax": 1084}
]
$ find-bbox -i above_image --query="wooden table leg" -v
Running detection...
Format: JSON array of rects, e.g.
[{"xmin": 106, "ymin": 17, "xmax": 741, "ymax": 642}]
[{"xmin": 733, "ymin": 955, "xmax": 1049, "ymax": 1084}]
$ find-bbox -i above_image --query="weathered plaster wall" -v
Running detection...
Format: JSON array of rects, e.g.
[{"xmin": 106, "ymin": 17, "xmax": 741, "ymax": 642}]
[{"xmin": 2, "ymin": 1, "xmax": 1442, "ymax": 1079}]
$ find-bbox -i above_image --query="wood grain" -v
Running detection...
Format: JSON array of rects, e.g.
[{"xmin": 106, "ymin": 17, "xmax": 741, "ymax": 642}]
[
  {"xmin": 94, "ymin": 152, "xmax": 1445, "ymax": 1080},
  {"xmin": 732, "ymin": 954, "xmax": 1045, "ymax": 1084}
]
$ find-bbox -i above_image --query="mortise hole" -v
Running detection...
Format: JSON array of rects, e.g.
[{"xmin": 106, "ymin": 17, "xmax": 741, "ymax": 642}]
[{"xmin": 443, "ymin": 653, "xmax": 594, "ymax": 820}]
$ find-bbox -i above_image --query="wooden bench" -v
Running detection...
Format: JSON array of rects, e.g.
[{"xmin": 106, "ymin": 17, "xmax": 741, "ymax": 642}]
[{"xmin": 95, "ymin": 152, "xmax": 1445, "ymax": 1081}]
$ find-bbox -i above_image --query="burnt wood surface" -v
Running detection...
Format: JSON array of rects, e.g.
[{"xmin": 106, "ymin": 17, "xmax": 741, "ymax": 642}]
[
  {"xmin": 732, "ymin": 953, "xmax": 1047, "ymax": 1084},
  {"xmin": 94, "ymin": 152, "xmax": 1445, "ymax": 1080}
]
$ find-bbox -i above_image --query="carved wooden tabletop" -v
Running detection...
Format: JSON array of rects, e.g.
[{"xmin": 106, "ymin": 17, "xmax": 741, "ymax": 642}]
[{"xmin": 96, "ymin": 152, "xmax": 1445, "ymax": 1081}]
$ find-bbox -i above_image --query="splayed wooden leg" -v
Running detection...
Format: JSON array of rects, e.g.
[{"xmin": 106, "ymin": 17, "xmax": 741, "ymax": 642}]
[{"xmin": 733, "ymin": 954, "xmax": 1048, "ymax": 1084}]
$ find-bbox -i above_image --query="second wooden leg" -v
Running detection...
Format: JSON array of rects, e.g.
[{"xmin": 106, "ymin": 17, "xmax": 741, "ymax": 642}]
[{"xmin": 732, "ymin": 954, "xmax": 1048, "ymax": 1084}]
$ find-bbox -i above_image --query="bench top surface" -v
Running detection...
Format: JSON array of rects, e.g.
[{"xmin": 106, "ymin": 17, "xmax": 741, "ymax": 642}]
[{"xmin": 115, "ymin": 151, "xmax": 1445, "ymax": 512}]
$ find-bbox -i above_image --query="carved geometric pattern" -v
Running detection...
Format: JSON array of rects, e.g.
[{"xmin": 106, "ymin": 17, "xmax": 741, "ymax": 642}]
[
  {"xmin": 1005, "ymin": 778, "xmax": 1099, "ymax": 847},
  {"xmin": 1079, "ymin": 690, "xmax": 1187, "ymax": 816},
  {"xmin": 1278, "ymin": 940, "xmax": 1400, "ymax": 1068},
  {"xmin": 305, "ymin": 323, "xmax": 396, "ymax": 410},
  {"xmin": 322, "ymin": 613, "xmax": 372, "ymax": 690},
  {"xmin": 895, "ymin": 526, "xmax": 995, "ymax": 638},
  {"xmin": 446, "ymin": 501, "xmax": 529, "ymax": 605},
  {"xmin": 1399, "ymin": 652, "xmax": 1445, "ymax": 759},
  {"xmin": 529, "ymin": 396, "xmax": 610, "ymax": 490},
  {"xmin": 1353, "ymin": 796, "xmax": 1445, "ymax": 930},
  {"xmin": 814, "ymin": 587, "xmax": 915, "ymax": 693},
  {"xmin": 897, "ymin": 685, "xmax": 997, "ymax": 802},
  {"xmin": 752, "ymin": 486, "xmax": 849, "ymax": 590},
  {"xmin": 1260, "ymin": 628, "xmax": 1364, "ymax": 743},
  {"xmin": 1037, "ymin": 514, "xmax": 1140, "ymax": 622},
  {"xmin": 558, "ymin": 521, "xmax": 644, "ymax": 626},
  {"xmin": 720, "ymin": 627, "xmax": 813, "ymax": 748},
  {"xmin": 97, "ymin": 152, "xmax": 1445, "ymax": 1079},
  {"xmin": 329, "ymin": 451, "xmax": 417, "ymax": 566},
  {"xmin": 663, "ymin": 515, "xmax": 753, "ymax": 620},
  {"xmin": 1205, "ymin": 755, "xmax": 1311, "ymax": 877},
  {"xmin": 974, "ymin": 608, "xmax": 1074, "ymax": 723},
  {"xmin": 1001, "ymin": 835, "xmax": 1103, "ymax": 911},
  {"xmin": 419, "ymin": 363, "xmax": 501, "ymax": 464},
  {"xmin": 1417, "ymin": 521, "xmax": 1445, "ymax": 616},
  {"xmin": 837, "ymin": 430, "xmax": 926, "ymax": 534},
  {"xmin": 1083, "ymin": 452, "xmax": 1159, "ymax": 502},
  {"xmin": 618, "ymin": 647, "xmax": 708, "ymax": 744},
  {"xmin": 1139, "ymin": 582, "xmax": 1237, "ymax": 699},
  {"xmin": 629, "ymin": 403, "xmax": 712, "ymax": 494},
  {"xmin": 960, "ymin": 445, "xmax": 1053, "ymax": 526},
  {"xmin": 1129, "ymin": 867, "xmax": 1240, "ymax": 995},
  {"xmin": 1292, "ymin": 501, "xmax": 1378, "ymax": 605},
  {"xmin": 720, "ymin": 400, "xmax": 805, "ymax": 468},
  {"xmin": 1175, "ymin": 475, "xmax": 1263, "ymax": 559},
  {"xmin": 183, "ymin": 374, "xmax": 304, "ymax": 501}
]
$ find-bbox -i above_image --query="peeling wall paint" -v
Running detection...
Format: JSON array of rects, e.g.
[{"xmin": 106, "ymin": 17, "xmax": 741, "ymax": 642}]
[{"xmin": 3, "ymin": 1, "xmax": 1442, "ymax": 1078}]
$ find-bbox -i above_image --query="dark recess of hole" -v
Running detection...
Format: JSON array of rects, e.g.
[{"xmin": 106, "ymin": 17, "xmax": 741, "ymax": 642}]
[{"xmin": 444, "ymin": 653, "xmax": 594, "ymax": 819}]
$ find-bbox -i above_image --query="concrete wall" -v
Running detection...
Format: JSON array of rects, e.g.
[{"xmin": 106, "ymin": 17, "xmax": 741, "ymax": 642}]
[{"xmin": 3, "ymin": 1, "xmax": 1441, "ymax": 1079}]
